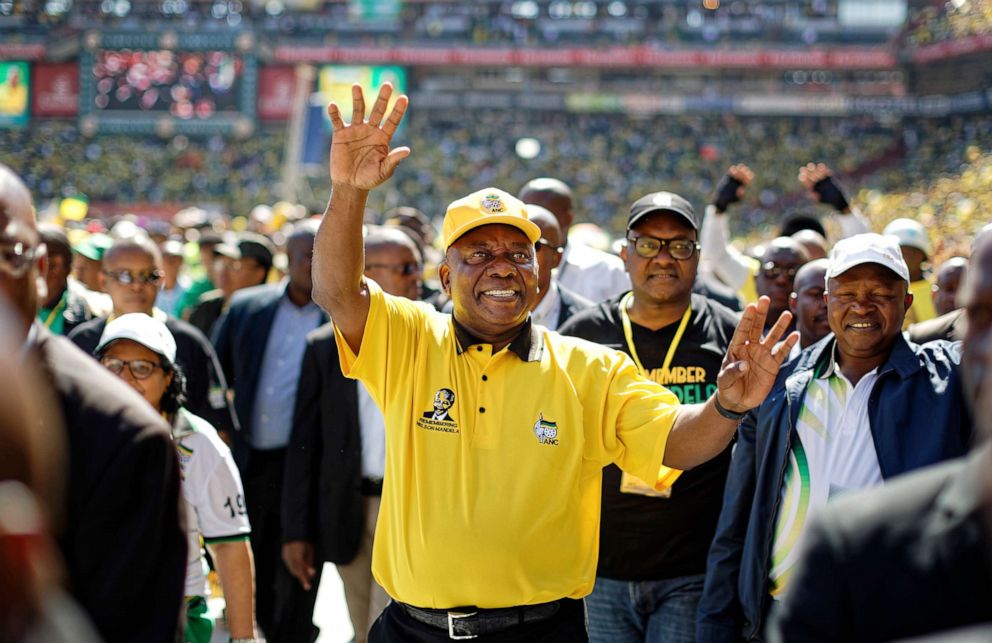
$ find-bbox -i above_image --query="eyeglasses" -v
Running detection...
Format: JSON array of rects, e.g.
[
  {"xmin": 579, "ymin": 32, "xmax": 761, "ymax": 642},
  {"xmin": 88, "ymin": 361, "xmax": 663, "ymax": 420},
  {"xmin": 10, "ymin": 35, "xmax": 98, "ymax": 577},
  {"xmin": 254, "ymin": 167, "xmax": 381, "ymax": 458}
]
[
  {"xmin": 102, "ymin": 269, "xmax": 164, "ymax": 286},
  {"xmin": 0, "ymin": 238, "xmax": 40, "ymax": 278},
  {"xmin": 760, "ymin": 262, "xmax": 801, "ymax": 281},
  {"xmin": 535, "ymin": 238, "xmax": 563, "ymax": 254},
  {"xmin": 365, "ymin": 262, "xmax": 421, "ymax": 276},
  {"xmin": 627, "ymin": 235, "xmax": 700, "ymax": 261},
  {"xmin": 100, "ymin": 356, "xmax": 163, "ymax": 380}
]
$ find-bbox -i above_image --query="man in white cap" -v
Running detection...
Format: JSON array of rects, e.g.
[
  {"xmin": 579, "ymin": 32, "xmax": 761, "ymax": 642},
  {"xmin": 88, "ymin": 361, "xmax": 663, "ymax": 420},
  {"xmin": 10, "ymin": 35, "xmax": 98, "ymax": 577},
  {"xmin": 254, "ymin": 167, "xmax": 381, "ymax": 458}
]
[
  {"xmin": 312, "ymin": 84, "xmax": 800, "ymax": 641},
  {"xmin": 698, "ymin": 232, "xmax": 973, "ymax": 643},
  {"xmin": 883, "ymin": 217, "xmax": 937, "ymax": 327}
]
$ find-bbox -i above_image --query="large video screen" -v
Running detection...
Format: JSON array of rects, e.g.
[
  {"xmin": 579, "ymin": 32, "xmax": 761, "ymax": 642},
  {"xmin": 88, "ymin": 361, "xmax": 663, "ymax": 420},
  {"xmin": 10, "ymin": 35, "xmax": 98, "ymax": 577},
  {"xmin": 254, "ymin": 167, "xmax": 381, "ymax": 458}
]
[
  {"xmin": 0, "ymin": 61, "xmax": 30, "ymax": 128},
  {"xmin": 317, "ymin": 65, "xmax": 407, "ymax": 129},
  {"xmin": 91, "ymin": 49, "xmax": 244, "ymax": 119}
]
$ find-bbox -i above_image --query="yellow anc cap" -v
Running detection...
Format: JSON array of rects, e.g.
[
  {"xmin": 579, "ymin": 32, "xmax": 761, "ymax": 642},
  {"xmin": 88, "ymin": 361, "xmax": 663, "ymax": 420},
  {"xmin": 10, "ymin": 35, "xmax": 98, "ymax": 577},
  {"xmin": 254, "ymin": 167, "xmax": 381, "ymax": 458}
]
[{"xmin": 441, "ymin": 188, "xmax": 542, "ymax": 251}]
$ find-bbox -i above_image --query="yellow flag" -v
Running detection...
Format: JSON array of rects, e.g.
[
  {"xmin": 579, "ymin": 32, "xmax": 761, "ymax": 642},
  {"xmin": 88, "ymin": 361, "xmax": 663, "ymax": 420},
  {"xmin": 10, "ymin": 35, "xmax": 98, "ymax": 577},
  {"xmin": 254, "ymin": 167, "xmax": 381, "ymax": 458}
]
[{"xmin": 60, "ymin": 195, "xmax": 89, "ymax": 221}]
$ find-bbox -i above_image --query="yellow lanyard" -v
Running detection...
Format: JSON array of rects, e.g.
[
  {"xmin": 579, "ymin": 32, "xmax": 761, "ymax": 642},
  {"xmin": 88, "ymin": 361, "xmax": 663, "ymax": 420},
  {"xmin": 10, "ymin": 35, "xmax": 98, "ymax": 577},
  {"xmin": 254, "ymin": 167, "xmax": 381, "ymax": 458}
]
[
  {"xmin": 43, "ymin": 292, "xmax": 68, "ymax": 329},
  {"xmin": 618, "ymin": 292, "xmax": 692, "ymax": 376}
]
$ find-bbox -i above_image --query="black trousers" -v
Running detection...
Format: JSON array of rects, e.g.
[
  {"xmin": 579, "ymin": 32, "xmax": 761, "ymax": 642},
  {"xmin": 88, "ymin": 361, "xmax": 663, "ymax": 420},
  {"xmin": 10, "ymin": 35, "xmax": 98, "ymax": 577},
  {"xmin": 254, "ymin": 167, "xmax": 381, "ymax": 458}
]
[
  {"xmin": 369, "ymin": 599, "xmax": 588, "ymax": 642},
  {"xmin": 243, "ymin": 447, "xmax": 321, "ymax": 643}
]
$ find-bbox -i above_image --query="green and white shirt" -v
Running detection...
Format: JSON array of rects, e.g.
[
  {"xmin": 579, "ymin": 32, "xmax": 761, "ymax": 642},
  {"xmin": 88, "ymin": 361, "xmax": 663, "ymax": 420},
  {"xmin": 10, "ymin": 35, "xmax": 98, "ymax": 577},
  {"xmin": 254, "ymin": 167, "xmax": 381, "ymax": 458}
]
[
  {"xmin": 769, "ymin": 348, "xmax": 884, "ymax": 597},
  {"xmin": 173, "ymin": 408, "xmax": 251, "ymax": 598}
]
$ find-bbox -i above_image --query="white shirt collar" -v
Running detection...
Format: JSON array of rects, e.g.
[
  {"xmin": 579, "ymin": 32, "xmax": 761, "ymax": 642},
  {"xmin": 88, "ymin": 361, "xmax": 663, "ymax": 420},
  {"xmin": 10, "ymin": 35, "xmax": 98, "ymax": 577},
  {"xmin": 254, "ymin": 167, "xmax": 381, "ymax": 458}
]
[{"xmin": 532, "ymin": 280, "xmax": 562, "ymax": 330}]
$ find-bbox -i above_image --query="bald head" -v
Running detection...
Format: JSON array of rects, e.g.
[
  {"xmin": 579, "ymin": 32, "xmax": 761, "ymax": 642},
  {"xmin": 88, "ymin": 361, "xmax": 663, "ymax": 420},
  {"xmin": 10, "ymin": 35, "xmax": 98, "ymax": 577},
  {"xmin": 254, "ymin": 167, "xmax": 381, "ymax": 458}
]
[
  {"xmin": 0, "ymin": 164, "xmax": 43, "ymax": 338},
  {"xmin": 757, "ymin": 236, "xmax": 810, "ymax": 323},
  {"xmin": 791, "ymin": 229, "xmax": 829, "ymax": 260},
  {"xmin": 934, "ymin": 256, "xmax": 969, "ymax": 316},
  {"xmin": 960, "ymin": 232, "xmax": 992, "ymax": 419},
  {"xmin": 103, "ymin": 234, "xmax": 163, "ymax": 269},
  {"xmin": 518, "ymin": 178, "xmax": 574, "ymax": 234},
  {"xmin": 0, "ymin": 164, "xmax": 35, "ymax": 232},
  {"xmin": 526, "ymin": 205, "xmax": 563, "ymax": 250},
  {"xmin": 789, "ymin": 258, "xmax": 831, "ymax": 349},
  {"xmin": 364, "ymin": 225, "xmax": 422, "ymax": 300},
  {"xmin": 524, "ymin": 204, "xmax": 564, "ymax": 308},
  {"xmin": 365, "ymin": 225, "xmax": 420, "ymax": 257}
]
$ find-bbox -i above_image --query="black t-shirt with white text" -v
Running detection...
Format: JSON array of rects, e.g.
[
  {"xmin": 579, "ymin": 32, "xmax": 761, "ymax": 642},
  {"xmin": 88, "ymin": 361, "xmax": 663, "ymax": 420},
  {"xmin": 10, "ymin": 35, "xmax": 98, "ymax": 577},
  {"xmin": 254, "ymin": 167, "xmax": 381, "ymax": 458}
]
[{"xmin": 559, "ymin": 292, "xmax": 740, "ymax": 580}]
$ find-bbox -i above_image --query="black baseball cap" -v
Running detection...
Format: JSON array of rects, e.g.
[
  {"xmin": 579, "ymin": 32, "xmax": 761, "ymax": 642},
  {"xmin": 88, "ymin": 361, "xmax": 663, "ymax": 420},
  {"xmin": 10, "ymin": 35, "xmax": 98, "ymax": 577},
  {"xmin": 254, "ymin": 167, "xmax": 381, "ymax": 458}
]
[
  {"xmin": 238, "ymin": 233, "xmax": 276, "ymax": 272},
  {"xmin": 627, "ymin": 192, "xmax": 700, "ymax": 231}
]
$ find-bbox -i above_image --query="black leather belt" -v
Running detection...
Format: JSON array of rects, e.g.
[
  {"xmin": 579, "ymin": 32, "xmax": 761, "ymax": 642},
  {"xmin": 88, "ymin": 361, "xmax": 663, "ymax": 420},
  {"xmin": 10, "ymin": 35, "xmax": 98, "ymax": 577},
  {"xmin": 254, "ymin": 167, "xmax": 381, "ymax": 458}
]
[
  {"xmin": 398, "ymin": 600, "xmax": 561, "ymax": 639},
  {"xmin": 361, "ymin": 477, "xmax": 383, "ymax": 496}
]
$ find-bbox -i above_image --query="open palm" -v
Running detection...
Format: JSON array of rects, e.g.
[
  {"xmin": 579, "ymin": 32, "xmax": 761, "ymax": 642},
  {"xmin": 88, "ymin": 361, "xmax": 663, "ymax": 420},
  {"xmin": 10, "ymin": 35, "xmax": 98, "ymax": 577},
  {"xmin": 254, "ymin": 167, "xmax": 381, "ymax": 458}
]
[
  {"xmin": 717, "ymin": 296, "xmax": 799, "ymax": 412},
  {"xmin": 327, "ymin": 83, "xmax": 410, "ymax": 190}
]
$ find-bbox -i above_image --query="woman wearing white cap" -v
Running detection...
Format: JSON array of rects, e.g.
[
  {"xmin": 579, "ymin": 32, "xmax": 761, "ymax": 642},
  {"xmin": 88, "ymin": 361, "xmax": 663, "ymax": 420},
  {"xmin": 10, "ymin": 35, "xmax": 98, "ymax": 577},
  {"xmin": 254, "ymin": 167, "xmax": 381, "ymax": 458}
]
[{"xmin": 94, "ymin": 313, "xmax": 257, "ymax": 643}]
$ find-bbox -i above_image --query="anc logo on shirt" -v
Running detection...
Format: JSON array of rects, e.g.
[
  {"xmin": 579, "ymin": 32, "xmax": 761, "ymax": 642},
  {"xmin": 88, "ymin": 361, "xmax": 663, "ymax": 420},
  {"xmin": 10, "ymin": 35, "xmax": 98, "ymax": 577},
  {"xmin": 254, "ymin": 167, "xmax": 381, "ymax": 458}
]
[
  {"xmin": 416, "ymin": 388, "xmax": 459, "ymax": 433},
  {"xmin": 533, "ymin": 414, "xmax": 559, "ymax": 446},
  {"xmin": 175, "ymin": 440, "xmax": 193, "ymax": 480}
]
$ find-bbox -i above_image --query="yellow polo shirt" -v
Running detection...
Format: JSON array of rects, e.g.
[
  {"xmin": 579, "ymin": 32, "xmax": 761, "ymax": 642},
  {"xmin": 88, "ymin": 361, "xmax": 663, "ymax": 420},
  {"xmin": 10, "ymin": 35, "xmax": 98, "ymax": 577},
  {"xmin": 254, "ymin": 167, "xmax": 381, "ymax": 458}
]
[
  {"xmin": 904, "ymin": 278, "xmax": 937, "ymax": 329},
  {"xmin": 335, "ymin": 280, "xmax": 679, "ymax": 609}
]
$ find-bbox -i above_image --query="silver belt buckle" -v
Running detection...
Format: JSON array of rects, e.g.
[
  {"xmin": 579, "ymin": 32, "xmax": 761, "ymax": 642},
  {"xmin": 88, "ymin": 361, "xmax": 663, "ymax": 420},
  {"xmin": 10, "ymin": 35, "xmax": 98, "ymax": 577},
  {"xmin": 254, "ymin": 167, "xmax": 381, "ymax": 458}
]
[{"xmin": 447, "ymin": 611, "xmax": 478, "ymax": 640}]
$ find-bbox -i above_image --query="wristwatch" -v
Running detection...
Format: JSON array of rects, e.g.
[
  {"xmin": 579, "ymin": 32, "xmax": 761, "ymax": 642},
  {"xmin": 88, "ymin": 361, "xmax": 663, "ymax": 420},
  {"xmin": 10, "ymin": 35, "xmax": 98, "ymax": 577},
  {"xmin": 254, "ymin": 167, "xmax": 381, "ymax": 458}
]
[
  {"xmin": 713, "ymin": 393, "xmax": 748, "ymax": 422},
  {"xmin": 230, "ymin": 638, "xmax": 258, "ymax": 643}
]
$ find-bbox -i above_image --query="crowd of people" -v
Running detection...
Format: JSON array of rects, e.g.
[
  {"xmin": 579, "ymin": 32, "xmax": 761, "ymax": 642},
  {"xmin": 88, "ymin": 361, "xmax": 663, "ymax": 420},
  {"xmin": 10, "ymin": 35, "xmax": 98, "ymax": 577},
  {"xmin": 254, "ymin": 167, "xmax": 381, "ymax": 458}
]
[
  {"xmin": 904, "ymin": 0, "xmax": 992, "ymax": 48},
  {"xmin": 9, "ymin": 112, "xmax": 991, "ymax": 242},
  {"xmin": 2, "ymin": 81, "xmax": 992, "ymax": 643},
  {"xmin": 7, "ymin": 0, "xmax": 892, "ymax": 46}
]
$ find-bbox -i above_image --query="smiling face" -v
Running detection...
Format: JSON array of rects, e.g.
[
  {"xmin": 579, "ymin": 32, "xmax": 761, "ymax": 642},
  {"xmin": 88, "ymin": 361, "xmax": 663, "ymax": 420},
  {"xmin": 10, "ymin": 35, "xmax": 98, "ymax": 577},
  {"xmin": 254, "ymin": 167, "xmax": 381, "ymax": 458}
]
[
  {"xmin": 440, "ymin": 224, "xmax": 539, "ymax": 343},
  {"xmin": 621, "ymin": 211, "xmax": 698, "ymax": 307},
  {"xmin": 826, "ymin": 263, "xmax": 911, "ymax": 363}
]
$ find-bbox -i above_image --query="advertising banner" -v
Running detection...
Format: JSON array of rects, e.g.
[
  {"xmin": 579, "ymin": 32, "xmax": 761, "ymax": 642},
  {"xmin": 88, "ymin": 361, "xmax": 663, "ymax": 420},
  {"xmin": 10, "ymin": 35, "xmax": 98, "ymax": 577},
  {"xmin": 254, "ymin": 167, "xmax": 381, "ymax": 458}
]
[
  {"xmin": 0, "ymin": 61, "xmax": 30, "ymax": 128},
  {"xmin": 257, "ymin": 66, "xmax": 297, "ymax": 121},
  {"xmin": 32, "ymin": 63, "xmax": 79, "ymax": 117}
]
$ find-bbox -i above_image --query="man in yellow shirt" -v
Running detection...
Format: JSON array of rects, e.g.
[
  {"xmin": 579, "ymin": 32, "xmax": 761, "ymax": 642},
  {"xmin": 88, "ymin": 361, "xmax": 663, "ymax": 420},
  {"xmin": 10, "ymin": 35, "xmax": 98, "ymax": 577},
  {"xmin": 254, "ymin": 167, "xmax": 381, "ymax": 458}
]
[
  {"xmin": 883, "ymin": 217, "xmax": 938, "ymax": 328},
  {"xmin": 312, "ymin": 84, "xmax": 799, "ymax": 642}
]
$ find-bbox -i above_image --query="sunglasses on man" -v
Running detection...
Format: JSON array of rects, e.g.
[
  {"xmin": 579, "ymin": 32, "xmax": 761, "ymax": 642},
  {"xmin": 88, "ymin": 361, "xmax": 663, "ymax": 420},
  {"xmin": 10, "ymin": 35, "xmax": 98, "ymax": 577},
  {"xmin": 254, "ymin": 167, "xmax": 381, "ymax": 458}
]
[
  {"xmin": 627, "ymin": 235, "xmax": 700, "ymax": 261},
  {"xmin": 365, "ymin": 262, "xmax": 421, "ymax": 276},
  {"xmin": 0, "ymin": 238, "xmax": 40, "ymax": 279},
  {"xmin": 760, "ymin": 262, "xmax": 801, "ymax": 280},
  {"xmin": 102, "ymin": 269, "xmax": 164, "ymax": 286},
  {"xmin": 535, "ymin": 238, "xmax": 564, "ymax": 254}
]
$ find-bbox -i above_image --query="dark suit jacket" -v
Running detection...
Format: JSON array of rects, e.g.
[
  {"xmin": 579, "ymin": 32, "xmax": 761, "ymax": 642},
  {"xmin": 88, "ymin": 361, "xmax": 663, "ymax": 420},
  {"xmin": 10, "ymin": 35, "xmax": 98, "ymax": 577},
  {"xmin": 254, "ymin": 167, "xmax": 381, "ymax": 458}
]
[
  {"xmin": 187, "ymin": 289, "xmax": 226, "ymax": 338},
  {"xmin": 67, "ymin": 314, "xmax": 238, "ymax": 435},
  {"xmin": 34, "ymin": 325, "xmax": 187, "ymax": 643},
  {"xmin": 556, "ymin": 284, "xmax": 593, "ymax": 330},
  {"xmin": 211, "ymin": 283, "xmax": 328, "ymax": 468},
  {"xmin": 282, "ymin": 322, "xmax": 365, "ymax": 564},
  {"xmin": 909, "ymin": 308, "xmax": 966, "ymax": 343},
  {"xmin": 767, "ymin": 445, "xmax": 992, "ymax": 643}
]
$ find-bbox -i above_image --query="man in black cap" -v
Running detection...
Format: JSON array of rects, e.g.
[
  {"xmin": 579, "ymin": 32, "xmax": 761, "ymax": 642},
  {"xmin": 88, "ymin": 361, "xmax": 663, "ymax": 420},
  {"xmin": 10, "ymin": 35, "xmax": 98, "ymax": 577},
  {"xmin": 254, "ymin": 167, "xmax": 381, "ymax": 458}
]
[
  {"xmin": 560, "ymin": 191, "xmax": 742, "ymax": 643},
  {"xmin": 189, "ymin": 233, "xmax": 275, "ymax": 337},
  {"xmin": 177, "ymin": 231, "xmax": 223, "ymax": 319}
]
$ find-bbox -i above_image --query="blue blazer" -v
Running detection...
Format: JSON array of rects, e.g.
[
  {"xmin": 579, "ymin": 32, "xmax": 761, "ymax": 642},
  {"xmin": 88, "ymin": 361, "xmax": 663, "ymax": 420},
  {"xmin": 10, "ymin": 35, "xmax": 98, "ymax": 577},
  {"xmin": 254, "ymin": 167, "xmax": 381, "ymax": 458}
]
[
  {"xmin": 697, "ymin": 333, "xmax": 973, "ymax": 642},
  {"xmin": 211, "ymin": 283, "xmax": 327, "ymax": 468}
]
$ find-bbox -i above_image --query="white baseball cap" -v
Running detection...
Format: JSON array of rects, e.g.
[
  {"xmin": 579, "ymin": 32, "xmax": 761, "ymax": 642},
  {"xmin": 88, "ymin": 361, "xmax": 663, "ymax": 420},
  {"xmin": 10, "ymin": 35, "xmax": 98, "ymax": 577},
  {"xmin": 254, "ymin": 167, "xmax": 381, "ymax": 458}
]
[
  {"xmin": 826, "ymin": 233, "xmax": 910, "ymax": 284},
  {"xmin": 96, "ymin": 313, "xmax": 177, "ymax": 364},
  {"xmin": 883, "ymin": 218, "xmax": 932, "ymax": 256}
]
